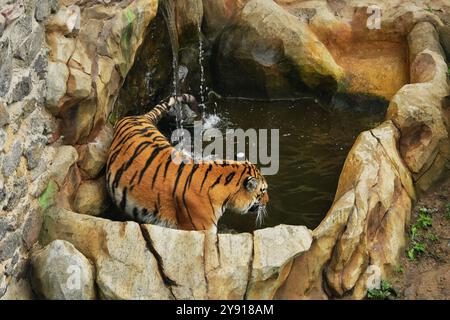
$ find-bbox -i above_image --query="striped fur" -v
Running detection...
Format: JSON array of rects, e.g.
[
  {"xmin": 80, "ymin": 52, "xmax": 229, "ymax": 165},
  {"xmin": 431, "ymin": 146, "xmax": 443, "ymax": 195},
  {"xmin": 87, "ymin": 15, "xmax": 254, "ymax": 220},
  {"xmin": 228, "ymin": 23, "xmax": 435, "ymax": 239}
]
[{"xmin": 106, "ymin": 94, "xmax": 269, "ymax": 231}]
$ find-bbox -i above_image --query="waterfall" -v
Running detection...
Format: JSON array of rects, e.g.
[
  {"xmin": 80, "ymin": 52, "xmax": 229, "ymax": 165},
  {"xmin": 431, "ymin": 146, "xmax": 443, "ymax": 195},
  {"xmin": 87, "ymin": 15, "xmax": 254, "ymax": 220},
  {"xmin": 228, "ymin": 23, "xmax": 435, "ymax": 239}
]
[{"xmin": 160, "ymin": 0, "xmax": 186, "ymax": 149}]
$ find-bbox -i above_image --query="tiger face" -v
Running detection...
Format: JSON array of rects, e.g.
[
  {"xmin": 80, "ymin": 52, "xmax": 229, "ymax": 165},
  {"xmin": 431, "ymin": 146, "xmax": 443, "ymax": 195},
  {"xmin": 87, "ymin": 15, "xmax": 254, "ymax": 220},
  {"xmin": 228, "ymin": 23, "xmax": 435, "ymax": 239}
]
[{"xmin": 227, "ymin": 171, "xmax": 269, "ymax": 225}]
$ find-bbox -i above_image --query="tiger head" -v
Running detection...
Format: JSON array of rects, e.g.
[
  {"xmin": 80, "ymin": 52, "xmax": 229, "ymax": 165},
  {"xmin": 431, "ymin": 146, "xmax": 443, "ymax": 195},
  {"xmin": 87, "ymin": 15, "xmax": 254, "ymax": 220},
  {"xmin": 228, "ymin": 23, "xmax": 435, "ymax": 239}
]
[{"xmin": 227, "ymin": 167, "xmax": 269, "ymax": 226}]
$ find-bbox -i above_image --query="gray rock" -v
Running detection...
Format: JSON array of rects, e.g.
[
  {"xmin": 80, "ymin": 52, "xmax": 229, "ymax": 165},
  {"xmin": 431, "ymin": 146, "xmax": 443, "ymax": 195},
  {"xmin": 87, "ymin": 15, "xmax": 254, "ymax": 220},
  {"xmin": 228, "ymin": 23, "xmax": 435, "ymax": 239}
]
[
  {"xmin": 0, "ymin": 215, "xmax": 15, "ymax": 239},
  {"xmin": 33, "ymin": 52, "xmax": 47, "ymax": 80},
  {"xmin": 0, "ymin": 13, "xmax": 5, "ymax": 37},
  {"xmin": 31, "ymin": 240, "xmax": 96, "ymax": 300},
  {"xmin": 0, "ymin": 231, "xmax": 21, "ymax": 262},
  {"xmin": 14, "ymin": 23, "xmax": 44, "ymax": 65},
  {"xmin": 11, "ymin": 76, "xmax": 31, "ymax": 102},
  {"xmin": 24, "ymin": 144, "xmax": 43, "ymax": 169},
  {"xmin": 22, "ymin": 208, "xmax": 42, "ymax": 250},
  {"xmin": 35, "ymin": 0, "xmax": 51, "ymax": 22},
  {"xmin": 50, "ymin": 0, "xmax": 60, "ymax": 13},
  {"xmin": 3, "ymin": 177, "xmax": 27, "ymax": 212},
  {"xmin": 0, "ymin": 39, "xmax": 12, "ymax": 97},
  {"xmin": 2, "ymin": 139, "xmax": 23, "ymax": 176},
  {"xmin": 0, "ymin": 129, "xmax": 6, "ymax": 151},
  {"xmin": 0, "ymin": 102, "xmax": 9, "ymax": 127}
]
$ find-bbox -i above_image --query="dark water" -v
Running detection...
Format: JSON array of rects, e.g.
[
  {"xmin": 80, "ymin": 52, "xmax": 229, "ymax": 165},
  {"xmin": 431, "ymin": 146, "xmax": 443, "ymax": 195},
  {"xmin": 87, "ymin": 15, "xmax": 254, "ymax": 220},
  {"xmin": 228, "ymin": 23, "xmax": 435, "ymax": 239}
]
[{"xmin": 210, "ymin": 97, "xmax": 386, "ymax": 232}]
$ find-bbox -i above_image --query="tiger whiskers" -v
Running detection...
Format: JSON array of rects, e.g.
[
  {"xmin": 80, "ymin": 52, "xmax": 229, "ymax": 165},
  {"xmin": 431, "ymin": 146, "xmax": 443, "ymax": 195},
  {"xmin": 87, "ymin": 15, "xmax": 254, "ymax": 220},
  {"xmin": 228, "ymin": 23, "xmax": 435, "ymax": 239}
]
[{"xmin": 256, "ymin": 205, "xmax": 267, "ymax": 227}]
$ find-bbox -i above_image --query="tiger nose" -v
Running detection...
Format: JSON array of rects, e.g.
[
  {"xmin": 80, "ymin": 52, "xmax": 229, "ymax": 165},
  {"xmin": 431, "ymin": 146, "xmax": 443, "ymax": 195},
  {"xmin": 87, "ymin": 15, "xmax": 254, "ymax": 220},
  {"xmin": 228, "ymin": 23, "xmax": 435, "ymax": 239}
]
[{"xmin": 262, "ymin": 192, "xmax": 269, "ymax": 204}]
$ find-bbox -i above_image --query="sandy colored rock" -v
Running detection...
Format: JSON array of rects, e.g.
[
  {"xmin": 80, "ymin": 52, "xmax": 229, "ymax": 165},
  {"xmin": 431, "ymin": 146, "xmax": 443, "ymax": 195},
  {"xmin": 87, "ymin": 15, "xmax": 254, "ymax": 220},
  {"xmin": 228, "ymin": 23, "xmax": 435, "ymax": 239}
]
[
  {"xmin": 67, "ymin": 67, "xmax": 92, "ymax": 100},
  {"xmin": 276, "ymin": 122, "xmax": 414, "ymax": 299},
  {"xmin": 46, "ymin": 32, "xmax": 75, "ymax": 64},
  {"xmin": 247, "ymin": 225, "xmax": 312, "ymax": 300},
  {"xmin": 45, "ymin": 61, "xmax": 69, "ymax": 114},
  {"xmin": 31, "ymin": 240, "xmax": 96, "ymax": 300},
  {"xmin": 387, "ymin": 50, "xmax": 449, "ymax": 192},
  {"xmin": 213, "ymin": 0, "xmax": 344, "ymax": 97},
  {"xmin": 77, "ymin": 125, "xmax": 113, "ymax": 178},
  {"xmin": 47, "ymin": 145, "xmax": 78, "ymax": 187},
  {"xmin": 73, "ymin": 179, "xmax": 108, "ymax": 216},
  {"xmin": 204, "ymin": 231, "xmax": 253, "ymax": 300},
  {"xmin": 408, "ymin": 22, "xmax": 444, "ymax": 64},
  {"xmin": 45, "ymin": 5, "xmax": 81, "ymax": 35},
  {"xmin": 142, "ymin": 224, "xmax": 207, "ymax": 300},
  {"xmin": 40, "ymin": 208, "xmax": 173, "ymax": 300}
]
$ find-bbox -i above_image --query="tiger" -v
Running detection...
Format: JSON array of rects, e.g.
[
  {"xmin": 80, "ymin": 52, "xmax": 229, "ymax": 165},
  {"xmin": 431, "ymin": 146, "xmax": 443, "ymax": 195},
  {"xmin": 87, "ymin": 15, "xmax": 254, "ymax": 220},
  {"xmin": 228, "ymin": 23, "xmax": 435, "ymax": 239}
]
[{"xmin": 106, "ymin": 94, "xmax": 269, "ymax": 232}]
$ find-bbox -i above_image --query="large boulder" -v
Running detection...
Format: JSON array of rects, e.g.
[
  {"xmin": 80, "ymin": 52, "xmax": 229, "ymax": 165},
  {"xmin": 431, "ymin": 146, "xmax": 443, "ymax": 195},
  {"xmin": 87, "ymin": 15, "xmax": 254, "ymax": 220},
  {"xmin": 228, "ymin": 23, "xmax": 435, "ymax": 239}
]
[
  {"xmin": 387, "ymin": 49, "xmax": 450, "ymax": 192},
  {"xmin": 212, "ymin": 0, "xmax": 344, "ymax": 98},
  {"xmin": 30, "ymin": 240, "xmax": 96, "ymax": 300},
  {"xmin": 247, "ymin": 225, "xmax": 312, "ymax": 299},
  {"xmin": 276, "ymin": 122, "xmax": 415, "ymax": 299},
  {"xmin": 40, "ymin": 208, "xmax": 173, "ymax": 300}
]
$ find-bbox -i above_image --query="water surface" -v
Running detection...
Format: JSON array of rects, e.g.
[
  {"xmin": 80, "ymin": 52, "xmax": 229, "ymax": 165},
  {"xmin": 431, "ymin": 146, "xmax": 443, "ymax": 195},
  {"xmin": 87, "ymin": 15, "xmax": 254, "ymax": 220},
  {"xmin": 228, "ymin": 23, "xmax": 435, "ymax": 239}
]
[{"xmin": 209, "ymin": 97, "xmax": 386, "ymax": 232}]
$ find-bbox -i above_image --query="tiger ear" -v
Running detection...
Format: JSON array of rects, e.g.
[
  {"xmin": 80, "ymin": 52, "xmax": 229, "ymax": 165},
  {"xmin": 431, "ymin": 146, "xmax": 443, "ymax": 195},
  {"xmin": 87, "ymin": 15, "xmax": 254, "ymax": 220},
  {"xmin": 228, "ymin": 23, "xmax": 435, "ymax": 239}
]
[{"xmin": 244, "ymin": 176, "xmax": 258, "ymax": 192}]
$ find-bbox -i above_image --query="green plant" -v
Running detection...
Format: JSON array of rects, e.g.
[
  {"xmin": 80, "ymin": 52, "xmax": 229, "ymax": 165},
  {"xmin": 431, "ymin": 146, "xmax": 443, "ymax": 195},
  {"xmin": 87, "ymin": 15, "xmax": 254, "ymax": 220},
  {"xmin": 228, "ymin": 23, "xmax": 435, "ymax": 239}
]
[
  {"xmin": 410, "ymin": 225, "xmax": 419, "ymax": 240},
  {"xmin": 416, "ymin": 207, "xmax": 433, "ymax": 229},
  {"xmin": 407, "ymin": 241, "xmax": 426, "ymax": 261},
  {"xmin": 367, "ymin": 280, "xmax": 397, "ymax": 300},
  {"xmin": 427, "ymin": 232, "xmax": 439, "ymax": 242},
  {"xmin": 394, "ymin": 266, "xmax": 404, "ymax": 274},
  {"xmin": 444, "ymin": 203, "xmax": 450, "ymax": 220}
]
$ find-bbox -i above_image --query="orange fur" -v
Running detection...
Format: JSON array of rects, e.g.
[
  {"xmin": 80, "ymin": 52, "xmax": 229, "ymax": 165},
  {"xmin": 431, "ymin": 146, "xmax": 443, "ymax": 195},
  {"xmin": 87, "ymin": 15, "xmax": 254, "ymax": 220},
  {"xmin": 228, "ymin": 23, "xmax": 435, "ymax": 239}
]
[{"xmin": 106, "ymin": 95, "xmax": 269, "ymax": 231}]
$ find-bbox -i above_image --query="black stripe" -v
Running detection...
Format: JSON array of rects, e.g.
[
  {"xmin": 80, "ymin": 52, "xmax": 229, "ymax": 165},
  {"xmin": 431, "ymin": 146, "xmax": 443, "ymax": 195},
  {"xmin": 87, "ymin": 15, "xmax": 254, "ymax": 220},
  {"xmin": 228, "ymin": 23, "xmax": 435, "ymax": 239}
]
[
  {"xmin": 224, "ymin": 172, "xmax": 236, "ymax": 185},
  {"xmin": 210, "ymin": 174, "xmax": 222, "ymax": 189},
  {"xmin": 163, "ymin": 153, "xmax": 173, "ymax": 179},
  {"xmin": 236, "ymin": 167, "xmax": 247, "ymax": 186},
  {"xmin": 137, "ymin": 145, "xmax": 171, "ymax": 184},
  {"xmin": 120, "ymin": 187, "xmax": 128, "ymax": 211},
  {"xmin": 172, "ymin": 162, "xmax": 186, "ymax": 196},
  {"xmin": 200, "ymin": 164, "xmax": 213, "ymax": 191},
  {"xmin": 151, "ymin": 161, "xmax": 164, "ymax": 188}
]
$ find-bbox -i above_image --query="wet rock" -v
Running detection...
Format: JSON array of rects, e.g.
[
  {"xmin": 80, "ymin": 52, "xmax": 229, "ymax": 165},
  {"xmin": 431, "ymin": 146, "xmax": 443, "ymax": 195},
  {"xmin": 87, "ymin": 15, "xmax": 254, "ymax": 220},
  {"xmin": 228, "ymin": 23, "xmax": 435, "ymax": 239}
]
[
  {"xmin": 35, "ymin": 0, "xmax": 52, "ymax": 22},
  {"xmin": 47, "ymin": 145, "xmax": 78, "ymax": 187},
  {"xmin": 142, "ymin": 224, "xmax": 207, "ymax": 300},
  {"xmin": 247, "ymin": 225, "xmax": 312, "ymax": 299},
  {"xmin": 31, "ymin": 240, "xmax": 96, "ymax": 300},
  {"xmin": 11, "ymin": 76, "xmax": 31, "ymax": 103},
  {"xmin": 77, "ymin": 125, "xmax": 113, "ymax": 178},
  {"xmin": 213, "ymin": 0, "xmax": 344, "ymax": 98},
  {"xmin": 40, "ymin": 208, "xmax": 173, "ymax": 300},
  {"xmin": 2, "ymin": 139, "xmax": 23, "ymax": 176},
  {"xmin": 73, "ymin": 179, "xmax": 108, "ymax": 216},
  {"xmin": 45, "ymin": 61, "xmax": 69, "ymax": 114},
  {"xmin": 204, "ymin": 232, "xmax": 253, "ymax": 300}
]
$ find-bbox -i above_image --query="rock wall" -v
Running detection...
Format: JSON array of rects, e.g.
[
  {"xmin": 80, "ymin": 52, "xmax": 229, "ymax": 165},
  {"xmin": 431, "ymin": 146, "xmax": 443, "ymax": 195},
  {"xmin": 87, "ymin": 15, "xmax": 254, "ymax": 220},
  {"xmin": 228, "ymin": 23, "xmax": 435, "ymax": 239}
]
[{"xmin": 0, "ymin": 0, "xmax": 56, "ymax": 299}]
